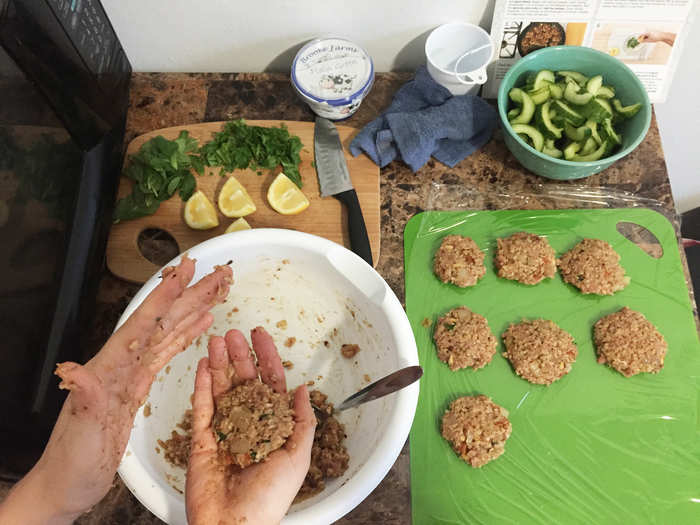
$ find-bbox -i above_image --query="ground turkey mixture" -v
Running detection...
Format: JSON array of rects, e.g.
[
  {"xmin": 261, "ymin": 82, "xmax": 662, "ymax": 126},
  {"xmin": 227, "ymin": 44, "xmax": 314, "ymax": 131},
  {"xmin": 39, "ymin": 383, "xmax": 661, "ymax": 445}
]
[
  {"xmin": 160, "ymin": 388, "xmax": 349, "ymax": 501},
  {"xmin": 158, "ymin": 410, "xmax": 193, "ymax": 469},
  {"xmin": 557, "ymin": 238, "xmax": 630, "ymax": 295},
  {"xmin": 441, "ymin": 395, "xmax": 512, "ymax": 468},
  {"xmin": 502, "ymin": 319, "xmax": 578, "ymax": 385},
  {"xmin": 433, "ymin": 306, "xmax": 497, "ymax": 371},
  {"xmin": 594, "ymin": 307, "xmax": 667, "ymax": 377},
  {"xmin": 433, "ymin": 235, "xmax": 486, "ymax": 288},
  {"xmin": 213, "ymin": 380, "xmax": 294, "ymax": 468},
  {"xmin": 495, "ymin": 232, "xmax": 556, "ymax": 285},
  {"xmin": 295, "ymin": 390, "xmax": 350, "ymax": 501}
]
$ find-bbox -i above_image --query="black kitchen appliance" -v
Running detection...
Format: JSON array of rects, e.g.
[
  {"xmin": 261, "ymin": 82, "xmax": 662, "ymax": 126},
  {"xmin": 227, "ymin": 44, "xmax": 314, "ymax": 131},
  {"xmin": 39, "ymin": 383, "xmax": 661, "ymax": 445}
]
[{"xmin": 0, "ymin": 0, "xmax": 130, "ymax": 476}]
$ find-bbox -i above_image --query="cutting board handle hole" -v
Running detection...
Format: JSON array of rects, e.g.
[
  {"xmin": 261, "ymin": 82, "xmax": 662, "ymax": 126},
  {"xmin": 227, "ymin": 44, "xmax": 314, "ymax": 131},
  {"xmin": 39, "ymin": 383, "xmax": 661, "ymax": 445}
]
[
  {"xmin": 616, "ymin": 221, "xmax": 663, "ymax": 259},
  {"xmin": 138, "ymin": 228, "xmax": 180, "ymax": 267}
]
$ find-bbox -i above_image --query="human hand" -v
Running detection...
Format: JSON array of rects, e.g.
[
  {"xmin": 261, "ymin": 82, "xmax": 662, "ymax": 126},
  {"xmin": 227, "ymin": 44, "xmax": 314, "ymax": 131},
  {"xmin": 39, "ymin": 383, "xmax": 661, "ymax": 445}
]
[
  {"xmin": 186, "ymin": 328, "xmax": 316, "ymax": 525},
  {"xmin": 0, "ymin": 256, "xmax": 232, "ymax": 524},
  {"xmin": 638, "ymin": 31, "xmax": 676, "ymax": 46}
]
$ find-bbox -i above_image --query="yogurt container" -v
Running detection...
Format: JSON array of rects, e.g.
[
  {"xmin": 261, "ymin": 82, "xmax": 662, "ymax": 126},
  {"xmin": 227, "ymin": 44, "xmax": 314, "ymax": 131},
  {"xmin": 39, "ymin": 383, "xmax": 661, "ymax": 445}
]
[{"xmin": 291, "ymin": 37, "xmax": 374, "ymax": 120}]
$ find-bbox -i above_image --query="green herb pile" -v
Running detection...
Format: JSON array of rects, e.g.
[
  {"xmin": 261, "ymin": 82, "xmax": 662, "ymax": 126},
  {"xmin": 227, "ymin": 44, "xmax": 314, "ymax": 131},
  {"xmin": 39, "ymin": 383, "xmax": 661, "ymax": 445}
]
[
  {"xmin": 626, "ymin": 37, "xmax": 640, "ymax": 49},
  {"xmin": 199, "ymin": 119, "xmax": 303, "ymax": 188},
  {"xmin": 114, "ymin": 120, "xmax": 304, "ymax": 222},
  {"xmin": 114, "ymin": 131, "xmax": 203, "ymax": 222}
]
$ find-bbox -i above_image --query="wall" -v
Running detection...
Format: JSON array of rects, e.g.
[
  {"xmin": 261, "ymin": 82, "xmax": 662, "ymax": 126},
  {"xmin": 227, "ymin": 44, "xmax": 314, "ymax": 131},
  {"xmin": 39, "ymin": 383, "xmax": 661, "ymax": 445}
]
[{"xmin": 102, "ymin": 0, "xmax": 698, "ymax": 214}]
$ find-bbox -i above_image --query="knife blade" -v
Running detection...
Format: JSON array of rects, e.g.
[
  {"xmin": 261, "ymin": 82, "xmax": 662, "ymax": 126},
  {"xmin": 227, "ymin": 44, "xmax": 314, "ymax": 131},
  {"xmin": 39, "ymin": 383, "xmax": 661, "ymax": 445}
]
[{"xmin": 314, "ymin": 117, "xmax": 373, "ymax": 266}]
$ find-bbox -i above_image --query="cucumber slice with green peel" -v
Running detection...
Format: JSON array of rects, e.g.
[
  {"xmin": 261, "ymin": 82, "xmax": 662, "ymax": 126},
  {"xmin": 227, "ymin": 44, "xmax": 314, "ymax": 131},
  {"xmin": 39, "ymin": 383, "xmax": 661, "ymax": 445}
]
[
  {"xmin": 511, "ymin": 123, "xmax": 545, "ymax": 151},
  {"xmin": 580, "ymin": 98, "xmax": 613, "ymax": 122},
  {"xmin": 596, "ymin": 85, "xmax": 615, "ymax": 99},
  {"xmin": 552, "ymin": 100, "xmax": 585, "ymax": 126},
  {"xmin": 535, "ymin": 101, "xmax": 563, "ymax": 139},
  {"xmin": 612, "ymin": 99, "xmax": 642, "ymax": 118},
  {"xmin": 527, "ymin": 85, "xmax": 551, "ymax": 105},
  {"xmin": 557, "ymin": 70, "xmax": 588, "ymax": 86},
  {"xmin": 547, "ymin": 82, "xmax": 563, "ymax": 99},
  {"xmin": 564, "ymin": 121, "xmax": 592, "ymax": 142},
  {"xmin": 509, "ymin": 88, "xmax": 535, "ymax": 124},
  {"xmin": 563, "ymin": 141, "xmax": 582, "ymax": 160},
  {"xmin": 571, "ymin": 140, "xmax": 609, "ymax": 162},
  {"xmin": 543, "ymin": 138, "xmax": 563, "ymax": 158},
  {"xmin": 600, "ymin": 118, "xmax": 622, "ymax": 145},
  {"xmin": 507, "ymin": 108, "xmax": 521, "ymax": 120},
  {"xmin": 586, "ymin": 75, "xmax": 603, "ymax": 94},
  {"xmin": 533, "ymin": 69, "xmax": 556, "ymax": 90},
  {"xmin": 580, "ymin": 137, "xmax": 598, "ymax": 155},
  {"xmin": 584, "ymin": 120, "xmax": 603, "ymax": 145},
  {"xmin": 564, "ymin": 81, "xmax": 594, "ymax": 105}
]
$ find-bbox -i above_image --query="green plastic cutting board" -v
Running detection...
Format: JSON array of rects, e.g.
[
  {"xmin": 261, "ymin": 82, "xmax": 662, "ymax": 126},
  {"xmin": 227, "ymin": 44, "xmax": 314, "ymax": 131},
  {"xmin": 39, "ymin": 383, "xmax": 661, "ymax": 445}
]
[{"xmin": 405, "ymin": 209, "xmax": 700, "ymax": 525}]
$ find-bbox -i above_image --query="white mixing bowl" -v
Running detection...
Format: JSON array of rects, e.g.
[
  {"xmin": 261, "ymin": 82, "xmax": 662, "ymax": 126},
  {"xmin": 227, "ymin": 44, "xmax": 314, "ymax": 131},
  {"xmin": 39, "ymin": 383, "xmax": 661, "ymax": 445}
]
[{"xmin": 116, "ymin": 229, "xmax": 419, "ymax": 524}]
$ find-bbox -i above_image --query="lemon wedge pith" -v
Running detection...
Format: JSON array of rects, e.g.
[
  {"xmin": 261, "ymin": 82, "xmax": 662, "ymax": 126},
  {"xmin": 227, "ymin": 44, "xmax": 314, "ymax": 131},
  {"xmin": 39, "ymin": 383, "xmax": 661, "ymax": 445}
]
[
  {"xmin": 225, "ymin": 217, "xmax": 252, "ymax": 233},
  {"xmin": 184, "ymin": 190, "xmax": 219, "ymax": 230},
  {"xmin": 218, "ymin": 176, "xmax": 256, "ymax": 218},
  {"xmin": 267, "ymin": 173, "xmax": 310, "ymax": 215}
]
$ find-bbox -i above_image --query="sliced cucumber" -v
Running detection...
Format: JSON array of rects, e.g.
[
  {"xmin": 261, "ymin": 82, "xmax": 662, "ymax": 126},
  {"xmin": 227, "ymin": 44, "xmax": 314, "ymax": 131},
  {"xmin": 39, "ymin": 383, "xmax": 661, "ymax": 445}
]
[
  {"xmin": 586, "ymin": 75, "xmax": 603, "ymax": 94},
  {"xmin": 533, "ymin": 70, "xmax": 555, "ymax": 90},
  {"xmin": 564, "ymin": 121, "xmax": 592, "ymax": 142},
  {"xmin": 547, "ymin": 82, "xmax": 563, "ymax": 100},
  {"xmin": 571, "ymin": 140, "xmax": 608, "ymax": 162},
  {"xmin": 509, "ymin": 88, "xmax": 535, "ymax": 124},
  {"xmin": 600, "ymin": 118, "xmax": 622, "ymax": 145},
  {"xmin": 564, "ymin": 81, "xmax": 594, "ymax": 105},
  {"xmin": 552, "ymin": 100, "xmax": 585, "ymax": 126},
  {"xmin": 535, "ymin": 101, "xmax": 563, "ymax": 139},
  {"xmin": 580, "ymin": 98, "xmax": 613, "ymax": 122},
  {"xmin": 596, "ymin": 85, "xmax": 615, "ymax": 99},
  {"xmin": 557, "ymin": 70, "xmax": 588, "ymax": 86},
  {"xmin": 584, "ymin": 120, "xmax": 603, "ymax": 145},
  {"xmin": 612, "ymin": 99, "xmax": 642, "ymax": 118},
  {"xmin": 563, "ymin": 141, "xmax": 582, "ymax": 160},
  {"xmin": 543, "ymin": 138, "xmax": 563, "ymax": 158},
  {"xmin": 506, "ymin": 68, "xmax": 642, "ymax": 162},
  {"xmin": 527, "ymin": 85, "xmax": 550, "ymax": 105},
  {"xmin": 580, "ymin": 137, "xmax": 598, "ymax": 155},
  {"xmin": 511, "ymin": 123, "xmax": 544, "ymax": 151}
]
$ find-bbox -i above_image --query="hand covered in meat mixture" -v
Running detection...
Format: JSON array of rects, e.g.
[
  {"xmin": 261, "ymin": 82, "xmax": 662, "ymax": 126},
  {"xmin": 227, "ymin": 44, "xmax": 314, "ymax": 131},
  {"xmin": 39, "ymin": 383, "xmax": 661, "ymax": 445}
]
[
  {"xmin": 186, "ymin": 328, "xmax": 316, "ymax": 525},
  {"xmin": 0, "ymin": 256, "xmax": 231, "ymax": 524}
]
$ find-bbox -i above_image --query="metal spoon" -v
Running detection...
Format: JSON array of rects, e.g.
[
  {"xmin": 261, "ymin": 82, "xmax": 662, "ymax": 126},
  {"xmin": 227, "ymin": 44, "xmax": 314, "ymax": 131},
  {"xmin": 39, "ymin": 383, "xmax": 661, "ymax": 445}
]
[{"xmin": 311, "ymin": 365, "xmax": 423, "ymax": 420}]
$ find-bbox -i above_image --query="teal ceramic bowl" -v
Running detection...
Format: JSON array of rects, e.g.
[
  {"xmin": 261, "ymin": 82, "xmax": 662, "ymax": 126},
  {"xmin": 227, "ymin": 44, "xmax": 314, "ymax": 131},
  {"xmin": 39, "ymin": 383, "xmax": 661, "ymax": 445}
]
[{"xmin": 497, "ymin": 46, "xmax": 651, "ymax": 180}]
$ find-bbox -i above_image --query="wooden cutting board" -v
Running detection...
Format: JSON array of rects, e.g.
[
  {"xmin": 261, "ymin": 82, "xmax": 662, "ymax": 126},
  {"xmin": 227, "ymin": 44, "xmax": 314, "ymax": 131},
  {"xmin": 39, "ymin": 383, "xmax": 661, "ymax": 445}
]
[{"xmin": 106, "ymin": 120, "xmax": 380, "ymax": 283}]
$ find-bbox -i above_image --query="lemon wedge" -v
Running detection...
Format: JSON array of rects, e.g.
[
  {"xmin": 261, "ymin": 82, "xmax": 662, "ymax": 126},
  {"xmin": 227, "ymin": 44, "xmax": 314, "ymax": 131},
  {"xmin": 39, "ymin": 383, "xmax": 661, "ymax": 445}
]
[
  {"xmin": 218, "ymin": 176, "xmax": 256, "ymax": 218},
  {"xmin": 267, "ymin": 173, "xmax": 310, "ymax": 215},
  {"xmin": 184, "ymin": 190, "xmax": 219, "ymax": 229},
  {"xmin": 225, "ymin": 217, "xmax": 252, "ymax": 233}
]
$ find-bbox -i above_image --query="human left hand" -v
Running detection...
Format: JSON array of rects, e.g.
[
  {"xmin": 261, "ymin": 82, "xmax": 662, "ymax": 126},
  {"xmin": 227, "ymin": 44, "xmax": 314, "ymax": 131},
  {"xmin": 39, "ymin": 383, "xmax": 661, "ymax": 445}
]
[{"xmin": 0, "ymin": 256, "xmax": 232, "ymax": 524}]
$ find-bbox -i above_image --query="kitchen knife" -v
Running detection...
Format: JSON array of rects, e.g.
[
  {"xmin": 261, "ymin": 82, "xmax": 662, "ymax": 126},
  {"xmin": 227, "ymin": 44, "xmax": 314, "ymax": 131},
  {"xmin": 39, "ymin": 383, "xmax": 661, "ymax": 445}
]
[{"xmin": 314, "ymin": 116, "xmax": 373, "ymax": 266}]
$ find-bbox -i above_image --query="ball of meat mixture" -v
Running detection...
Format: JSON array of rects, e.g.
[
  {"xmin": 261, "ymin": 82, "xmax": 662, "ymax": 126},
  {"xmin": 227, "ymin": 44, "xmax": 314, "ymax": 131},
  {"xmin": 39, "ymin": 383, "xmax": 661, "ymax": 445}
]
[
  {"xmin": 502, "ymin": 319, "xmax": 578, "ymax": 385},
  {"xmin": 213, "ymin": 380, "xmax": 294, "ymax": 468},
  {"xmin": 433, "ymin": 306, "xmax": 497, "ymax": 371},
  {"xmin": 433, "ymin": 235, "xmax": 486, "ymax": 288},
  {"xmin": 441, "ymin": 395, "xmax": 512, "ymax": 468},
  {"xmin": 495, "ymin": 232, "xmax": 557, "ymax": 285},
  {"xmin": 557, "ymin": 238, "xmax": 630, "ymax": 295},
  {"xmin": 594, "ymin": 307, "xmax": 667, "ymax": 377}
]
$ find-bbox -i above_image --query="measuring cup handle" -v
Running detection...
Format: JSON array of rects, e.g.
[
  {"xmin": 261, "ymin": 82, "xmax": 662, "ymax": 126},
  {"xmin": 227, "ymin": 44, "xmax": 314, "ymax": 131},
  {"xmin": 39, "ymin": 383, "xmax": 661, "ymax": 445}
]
[{"xmin": 457, "ymin": 68, "xmax": 488, "ymax": 85}]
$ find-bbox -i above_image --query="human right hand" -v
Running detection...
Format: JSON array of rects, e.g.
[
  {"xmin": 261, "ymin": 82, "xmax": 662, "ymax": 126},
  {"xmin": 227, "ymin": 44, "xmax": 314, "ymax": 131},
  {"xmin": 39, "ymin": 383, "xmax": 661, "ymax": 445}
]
[
  {"xmin": 638, "ymin": 31, "xmax": 676, "ymax": 46},
  {"xmin": 186, "ymin": 327, "xmax": 316, "ymax": 525}
]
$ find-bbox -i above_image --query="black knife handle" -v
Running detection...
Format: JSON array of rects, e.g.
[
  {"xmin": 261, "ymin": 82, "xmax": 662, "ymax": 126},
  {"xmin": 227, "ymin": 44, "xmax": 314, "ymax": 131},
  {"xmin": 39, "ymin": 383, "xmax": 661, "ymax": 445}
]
[{"xmin": 334, "ymin": 189, "xmax": 373, "ymax": 266}]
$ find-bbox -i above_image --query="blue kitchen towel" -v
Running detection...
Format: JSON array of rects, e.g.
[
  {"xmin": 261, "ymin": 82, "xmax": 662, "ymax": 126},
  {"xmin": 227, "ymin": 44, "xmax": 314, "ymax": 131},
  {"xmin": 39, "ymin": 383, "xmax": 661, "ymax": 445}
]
[{"xmin": 349, "ymin": 66, "xmax": 498, "ymax": 172}]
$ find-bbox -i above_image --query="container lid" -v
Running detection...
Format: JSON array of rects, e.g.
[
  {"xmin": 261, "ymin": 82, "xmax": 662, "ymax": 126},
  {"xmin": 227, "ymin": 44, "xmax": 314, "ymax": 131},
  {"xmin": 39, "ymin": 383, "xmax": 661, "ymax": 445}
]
[{"xmin": 292, "ymin": 38, "xmax": 374, "ymax": 105}]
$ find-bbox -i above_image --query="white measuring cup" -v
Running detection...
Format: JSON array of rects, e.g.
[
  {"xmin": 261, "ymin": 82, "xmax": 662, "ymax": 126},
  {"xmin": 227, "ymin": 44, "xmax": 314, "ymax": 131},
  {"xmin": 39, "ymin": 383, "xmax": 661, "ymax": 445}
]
[{"xmin": 425, "ymin": 22, "xmax": 494, "ymax": 96}]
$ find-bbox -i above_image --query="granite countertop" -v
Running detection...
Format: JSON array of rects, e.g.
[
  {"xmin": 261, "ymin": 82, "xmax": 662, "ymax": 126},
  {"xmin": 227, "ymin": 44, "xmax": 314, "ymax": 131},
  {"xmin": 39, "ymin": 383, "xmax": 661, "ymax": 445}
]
[{"xmin": 3, "ymin": 72, "xmax": 689, "ymax": 524}]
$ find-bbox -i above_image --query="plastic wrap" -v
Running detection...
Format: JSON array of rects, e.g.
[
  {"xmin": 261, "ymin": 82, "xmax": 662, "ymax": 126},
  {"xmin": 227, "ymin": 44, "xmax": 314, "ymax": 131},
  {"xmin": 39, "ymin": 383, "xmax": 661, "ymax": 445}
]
[{"xmin": 404, "ymin": 203, "xmax": 700, "ymax": 524}]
